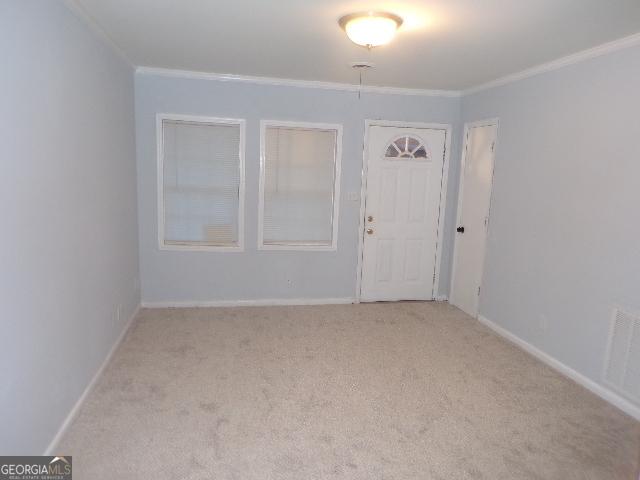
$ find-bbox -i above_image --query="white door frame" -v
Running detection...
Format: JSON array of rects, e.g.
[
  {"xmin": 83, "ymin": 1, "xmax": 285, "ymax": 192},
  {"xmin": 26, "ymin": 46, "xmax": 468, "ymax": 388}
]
[
  {"xmin": 449, "ymin": 118, "xmax": 500, "ymax": 316},
  {"xmin": 355, "ymin": 119, "xmax": 453, "ymax": 302}
]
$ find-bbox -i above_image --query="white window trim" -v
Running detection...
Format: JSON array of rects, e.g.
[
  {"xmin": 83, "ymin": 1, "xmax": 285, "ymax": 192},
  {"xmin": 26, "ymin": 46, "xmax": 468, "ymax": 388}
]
[
  {"xmin": 258, "ymin": 120, "xmax": 343, "ymax": 251},
  {"xmin": 156, "ymin": 113, "xmax": 246, "ymax": 252}
]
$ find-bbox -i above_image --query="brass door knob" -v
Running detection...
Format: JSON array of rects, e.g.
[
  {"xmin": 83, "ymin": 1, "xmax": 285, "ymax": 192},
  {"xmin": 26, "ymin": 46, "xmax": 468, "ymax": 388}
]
[
  {"xmin": 367, "ymin": 215, "xmax": 374, "ymax": 222},
  {"xmin": 366, "ymin": 228, "xmax": 374, "ymax": 235}
]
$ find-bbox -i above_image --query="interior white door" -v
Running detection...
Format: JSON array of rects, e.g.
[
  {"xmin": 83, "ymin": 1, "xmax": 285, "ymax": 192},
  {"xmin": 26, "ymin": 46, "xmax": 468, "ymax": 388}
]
[
  {"xmin": 450, "ymin": 122, "xmax": 498, "ymax": 317},
  {"xmin": 360, "ymin": 125, "xmax": 447, "ymax": 301}
]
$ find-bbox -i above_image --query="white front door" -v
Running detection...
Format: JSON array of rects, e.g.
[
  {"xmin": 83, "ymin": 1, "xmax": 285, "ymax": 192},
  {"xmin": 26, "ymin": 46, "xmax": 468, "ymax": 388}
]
[
  {"xmin": 450, "ymin": 121, "xmax": 498, "ymax": 317},
  {"xmin": 360, "ymin": 125, "xmax": 447, "ymax": 302}
]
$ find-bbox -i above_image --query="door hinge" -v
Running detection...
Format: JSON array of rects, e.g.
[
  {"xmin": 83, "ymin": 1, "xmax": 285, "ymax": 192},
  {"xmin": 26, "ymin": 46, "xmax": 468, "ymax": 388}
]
[
  {"xmin": 490, "ymin": 141, "xmax": 495, "ymax": 152},
  {"xmin": 477, "ymin": 286, "xmax": 481, "ymax": 296}
]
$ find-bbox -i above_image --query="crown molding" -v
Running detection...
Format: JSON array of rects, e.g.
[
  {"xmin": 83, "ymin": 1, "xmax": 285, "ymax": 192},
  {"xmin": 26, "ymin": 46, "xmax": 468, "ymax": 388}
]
[
  {"xmin": 135, "ymin": 66, "xmax": 462, "ymax": 98},
  {"xmin": 137, "ymin": 27, "xmax": 640, "ymax": 99},
  {"xmin": 66, "ymin": 1, "xmax": 640, "ymax": 99},
  {"xmin": 63, "ymin": 0, "xmax": 133, "ymax": 68},
  {"xmin": 464, "ymin": 32, "xmax": 640, "ymax": 95}
]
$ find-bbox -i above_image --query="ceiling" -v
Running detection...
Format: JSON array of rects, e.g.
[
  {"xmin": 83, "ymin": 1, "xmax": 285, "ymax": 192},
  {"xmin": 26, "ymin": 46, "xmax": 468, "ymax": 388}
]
[{"xmin": 73, "ymin": 0, "xmax": 640, "ymax": 91}]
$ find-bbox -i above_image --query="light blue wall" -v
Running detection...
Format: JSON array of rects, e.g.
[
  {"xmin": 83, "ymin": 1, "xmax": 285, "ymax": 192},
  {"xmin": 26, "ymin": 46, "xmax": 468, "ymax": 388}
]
[
  {"xmin": 462, "ymin": 44, "xmax": 640, "ymax": 405},
  {"xmin": 136, "ymin": 75, "xmax": 462, "ymax": 303},
  {"xmin": 0, "ymin": 1, "xmax": 139, "ymax": 453}
]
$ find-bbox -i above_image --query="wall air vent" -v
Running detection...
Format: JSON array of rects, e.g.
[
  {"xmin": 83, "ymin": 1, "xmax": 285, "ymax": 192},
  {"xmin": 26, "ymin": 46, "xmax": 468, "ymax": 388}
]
[{"xmin": 604, "ymin": 307, "xmax": 640, "ymax": 403}]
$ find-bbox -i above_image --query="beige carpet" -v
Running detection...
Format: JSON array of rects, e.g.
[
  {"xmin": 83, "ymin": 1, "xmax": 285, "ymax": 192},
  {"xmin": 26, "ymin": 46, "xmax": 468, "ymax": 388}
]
[{"xmin": 59, "ymin": 302, "xmax": 640, "ymax": 479}]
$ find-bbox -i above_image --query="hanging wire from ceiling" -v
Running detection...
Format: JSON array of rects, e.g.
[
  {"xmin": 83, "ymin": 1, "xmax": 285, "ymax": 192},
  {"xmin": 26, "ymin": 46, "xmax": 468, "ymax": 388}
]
[{"xmin": 351, "ymin": 62, "xmax": 374, "ymax": 100}]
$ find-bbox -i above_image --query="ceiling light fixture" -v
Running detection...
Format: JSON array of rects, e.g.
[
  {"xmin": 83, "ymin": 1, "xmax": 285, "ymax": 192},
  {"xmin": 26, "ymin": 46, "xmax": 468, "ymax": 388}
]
[{"xmin": 339, "ymin": 12, "xmax": 403, "ymax": 49}]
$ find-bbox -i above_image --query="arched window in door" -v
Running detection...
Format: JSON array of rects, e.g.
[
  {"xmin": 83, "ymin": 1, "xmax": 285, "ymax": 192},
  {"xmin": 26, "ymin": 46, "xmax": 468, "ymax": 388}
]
[{"xmin": 384, "ymin": 136, "xmax": 430, "ymax": 160}]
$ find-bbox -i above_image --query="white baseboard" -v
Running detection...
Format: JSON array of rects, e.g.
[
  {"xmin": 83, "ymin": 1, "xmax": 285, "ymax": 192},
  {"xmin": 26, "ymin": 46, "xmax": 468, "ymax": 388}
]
[
  {"xmin": 141, "ymin": 297, "xmax": 358, "ymax": 308},
  {"xmin": 44, "ymin": 304, "xmax": 141, "ymax": 455},
  {"xmin": 477, "ymin": 314, "xmax": 640, "ymax": 421},
  {"xmin": 435, "ymin": 295, "xmax": 449, "ymax": 302}
]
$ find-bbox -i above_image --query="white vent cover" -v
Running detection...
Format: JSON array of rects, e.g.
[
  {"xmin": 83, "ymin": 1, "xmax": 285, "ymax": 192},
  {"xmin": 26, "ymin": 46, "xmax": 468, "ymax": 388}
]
[{"xmin": 604, "ymin": 307, "xmax": 640, "ymax": 402}]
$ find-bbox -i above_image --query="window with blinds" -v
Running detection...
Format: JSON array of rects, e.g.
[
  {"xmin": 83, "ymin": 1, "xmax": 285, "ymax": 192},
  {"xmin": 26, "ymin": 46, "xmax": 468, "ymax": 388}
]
[
  {"xmin": 260, "ymin": 122, "xmax": 342, "ymax": 249},
  {"xmin": 159, "ymin": 116, "xmax": 244, "ymax": 249}
]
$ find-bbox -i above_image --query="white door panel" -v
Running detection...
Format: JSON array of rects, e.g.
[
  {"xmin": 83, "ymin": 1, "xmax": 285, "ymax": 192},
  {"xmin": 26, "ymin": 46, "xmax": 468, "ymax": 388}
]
[
  {"xmin": 361, "ymin": 126, "xmax": 446, "ymax": 301},
  {"xmin": 451, "ymin": 122, "xmax": 498, "ymax": 316}
]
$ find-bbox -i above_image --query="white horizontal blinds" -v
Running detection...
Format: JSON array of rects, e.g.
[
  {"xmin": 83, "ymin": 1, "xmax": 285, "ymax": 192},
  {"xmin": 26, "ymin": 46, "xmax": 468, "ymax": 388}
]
[
  {"xmin": 163, "ymin": 120, "xmax": 240, "ymax": 246},
  {"xmin": 263, "ymin": 126, "xmax": 337, "ymax": 245}
]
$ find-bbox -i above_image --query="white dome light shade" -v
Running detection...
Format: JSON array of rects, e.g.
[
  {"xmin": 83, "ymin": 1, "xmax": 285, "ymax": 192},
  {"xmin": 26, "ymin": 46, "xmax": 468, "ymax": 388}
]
[{"xmin": 339, "ymin": 12, "xmax": 403, "ymax": 48}]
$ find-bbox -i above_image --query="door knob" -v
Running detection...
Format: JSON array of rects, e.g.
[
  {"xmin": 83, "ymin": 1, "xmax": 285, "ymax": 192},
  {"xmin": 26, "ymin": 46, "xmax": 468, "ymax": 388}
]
[
  {"xmin": 366, "ymin": 228, "xmax": 374, "ymax": 235},
  {"xmin": 367, "ymin": 215, "xmax": 374, "ymax": 222},
  {"xmin": 457, "ymin": 226, "xmax": 465, "ymax": 233}
]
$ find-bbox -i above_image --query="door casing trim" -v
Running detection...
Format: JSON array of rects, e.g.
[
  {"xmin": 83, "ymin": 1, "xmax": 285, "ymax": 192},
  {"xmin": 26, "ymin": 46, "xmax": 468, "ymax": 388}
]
[
  {"xmin": 355, "ymin": 119, "xmax": 453, "ymax": 302},
  {"xmin": 449, "ymin": 118, "xmax": 500, "ymax": 316}
]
